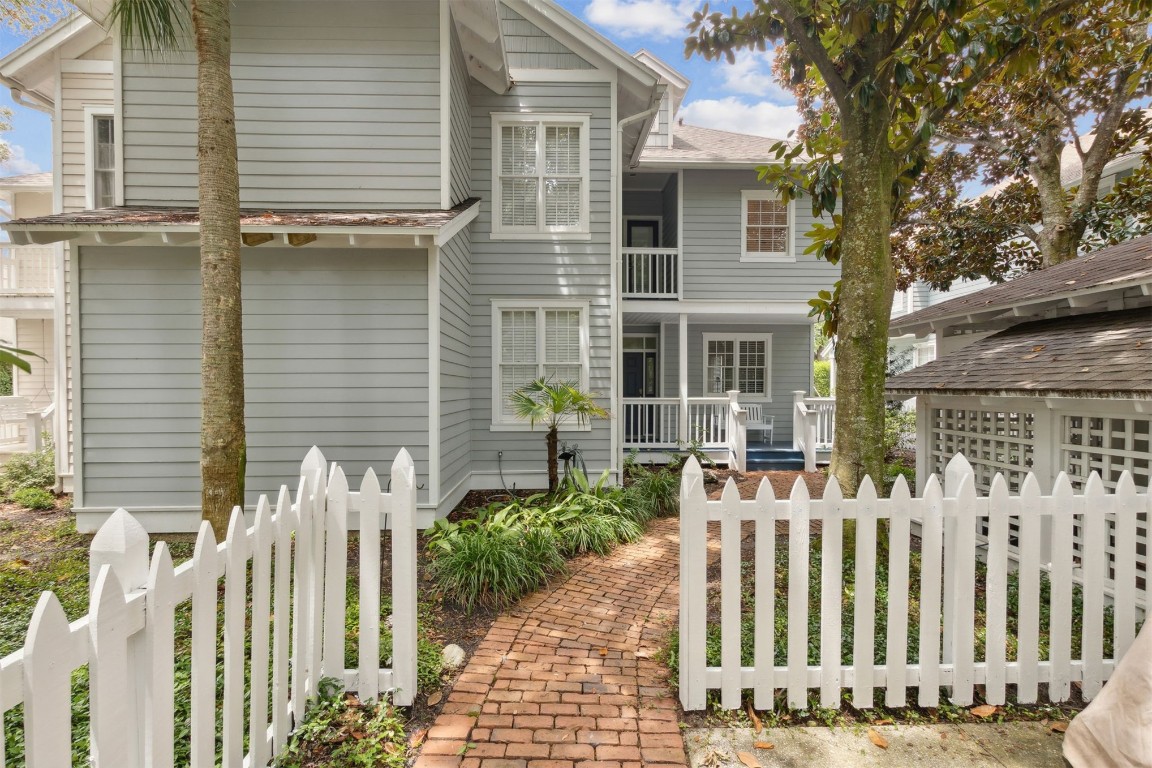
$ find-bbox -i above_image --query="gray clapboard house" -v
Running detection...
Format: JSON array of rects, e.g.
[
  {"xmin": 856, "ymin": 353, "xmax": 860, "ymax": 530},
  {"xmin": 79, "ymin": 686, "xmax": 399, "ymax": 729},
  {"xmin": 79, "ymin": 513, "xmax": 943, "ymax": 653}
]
[{"xmin": 1, "ymin": 1, "xmax": 837, "ymax": 532}]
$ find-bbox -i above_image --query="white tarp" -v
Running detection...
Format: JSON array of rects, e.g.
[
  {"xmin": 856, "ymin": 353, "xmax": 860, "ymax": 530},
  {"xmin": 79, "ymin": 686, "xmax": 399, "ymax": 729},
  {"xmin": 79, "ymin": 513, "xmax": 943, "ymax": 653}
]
[{"xmin": 1064, "ymin": 620, "xmax": 1152, "ymax": 767}]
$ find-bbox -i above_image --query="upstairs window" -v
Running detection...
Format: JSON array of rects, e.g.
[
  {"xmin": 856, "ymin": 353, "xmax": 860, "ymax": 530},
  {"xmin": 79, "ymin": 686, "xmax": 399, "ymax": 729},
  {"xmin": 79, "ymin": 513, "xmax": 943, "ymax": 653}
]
[
  {"xmin": 741, "ymin": 190, "xmax": 793, "ymax": 262},
  {"xmin": 704, "ymin": 333, "xmax": 772, "ymax": 400},
  {"xmin": 492, "ymin": 114, "xmax": 590, "ymax": 238},
  {"xmin": 492, "ymin": 300, "xmax": 589, "ymax": 426},
  {"xmin": 86, "ymin": 108, "xmax": 116, "ymax": 209}
]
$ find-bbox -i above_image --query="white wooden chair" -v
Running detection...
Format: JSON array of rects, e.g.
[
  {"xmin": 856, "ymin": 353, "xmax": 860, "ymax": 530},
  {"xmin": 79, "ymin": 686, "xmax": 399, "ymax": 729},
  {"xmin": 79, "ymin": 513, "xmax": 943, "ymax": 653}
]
[
  {"xmin": 744, "ymin": 404, "xmax": 774, "ymax": 444},
  {"xmin": 0, "ymin": 396, "xmax": 30, "ymax": 445}
]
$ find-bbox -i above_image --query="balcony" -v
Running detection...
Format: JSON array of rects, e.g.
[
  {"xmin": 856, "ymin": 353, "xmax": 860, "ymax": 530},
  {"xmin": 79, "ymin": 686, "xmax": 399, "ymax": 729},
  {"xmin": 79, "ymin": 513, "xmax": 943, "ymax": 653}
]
[
  {"xmin": 0, "ymin": 244, "xmax": 54, "ymax": 295},
  {"xmin": 621, "ymin": 247, "xmax": 679, "ymax": 299}
]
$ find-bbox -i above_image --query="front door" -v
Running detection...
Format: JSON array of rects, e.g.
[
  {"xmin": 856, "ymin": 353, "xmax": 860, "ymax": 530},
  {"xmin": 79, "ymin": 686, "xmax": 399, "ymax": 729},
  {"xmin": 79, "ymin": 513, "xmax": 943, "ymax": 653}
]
[
  {"xmin": 623, "ymin": 336, "xmax": 658, "ymax": 442},
  {"xmin": 626, "ymin": 219, "xmax": 661, "ymax": 248}
]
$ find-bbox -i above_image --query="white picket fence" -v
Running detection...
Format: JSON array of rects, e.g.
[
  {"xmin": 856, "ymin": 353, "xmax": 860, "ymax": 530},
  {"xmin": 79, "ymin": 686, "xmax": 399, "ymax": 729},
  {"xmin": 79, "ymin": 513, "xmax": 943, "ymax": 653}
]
[
  {"xmin": 678, "ymin": 453, "xmax": 1150, "ymax": 712},
  {"xmin": 0, "ymin": 446, "xmax": 417, "ymax": 768}
]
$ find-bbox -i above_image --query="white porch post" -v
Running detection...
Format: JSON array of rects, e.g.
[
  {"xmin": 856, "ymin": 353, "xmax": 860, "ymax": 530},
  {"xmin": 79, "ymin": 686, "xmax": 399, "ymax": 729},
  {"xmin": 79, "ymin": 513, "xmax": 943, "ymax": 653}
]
[
  {"xmin": 915, "ymin": 396, "xmax": 931, "ymax": 496},
  {"xmin": 678, "ymin": 313, "xmax": 688, "ymax": 446},
  {"xmin": 792, "ymin": 391, "xmax": 805, "ymax": 451}
]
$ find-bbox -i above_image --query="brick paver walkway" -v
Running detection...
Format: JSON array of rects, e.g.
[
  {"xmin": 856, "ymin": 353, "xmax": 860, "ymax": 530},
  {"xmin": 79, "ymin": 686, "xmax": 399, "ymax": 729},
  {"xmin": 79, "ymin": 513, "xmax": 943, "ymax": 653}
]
[{"xmin": 415, "ymin": 517, "xmax": 686, "ymax": 768}]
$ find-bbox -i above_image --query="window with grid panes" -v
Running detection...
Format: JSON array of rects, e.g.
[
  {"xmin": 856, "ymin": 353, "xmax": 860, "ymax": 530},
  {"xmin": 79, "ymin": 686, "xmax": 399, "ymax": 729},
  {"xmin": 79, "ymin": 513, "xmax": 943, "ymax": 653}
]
[
  {"xmin": 741, "ymin": 190, "xmax": 791, "ymax": 261},
  {"xmin": 493, "ymin": 302, "xmax": 588, "ymax": 424},
  {"xmin": 493, "ymin": 114, "xmax": 589, "ymax": 236},
  {"xmin": 703, "ymin": 333, "xmax": 771, "ymax": 399},
  {"xmin": 92, "ymin": 114, "xmax": 116, "ymax": 209}
]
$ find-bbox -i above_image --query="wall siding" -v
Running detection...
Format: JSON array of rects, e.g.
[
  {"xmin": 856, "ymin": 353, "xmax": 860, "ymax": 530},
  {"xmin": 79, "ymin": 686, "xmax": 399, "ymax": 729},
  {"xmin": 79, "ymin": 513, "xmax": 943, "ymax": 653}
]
[
  {"xmin": 439, "ymin": 229, "xmax": 472, "ymax": 502},
  {"xmin": 448, "ymin": 22, "xmax": 472, "ymax": 205},
  {"xmin": 681, "ymin": 169, "xmax": 839, "ymax": 301},
  {"xmin": 498, "ymin": 4, "xmax": 592, "ymax": 70},
  {"xmin": 77, "ymin": 246, "xmax": 429, "ymax": 510},
  {"xmin": 121, "ymin": 0, "xmax": 442, "ymax": 208},
  {"xmin": 469, "ymin": 79, "xmax": 613, "ymax": 479}
]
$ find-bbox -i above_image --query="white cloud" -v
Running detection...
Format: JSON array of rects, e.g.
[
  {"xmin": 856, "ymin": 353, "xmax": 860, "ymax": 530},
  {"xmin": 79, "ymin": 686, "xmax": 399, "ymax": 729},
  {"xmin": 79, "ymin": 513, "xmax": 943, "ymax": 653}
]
[
  {"xmin": 584, "ymin": 0, "xmax": 695, "ymax": 40},
  {"xmin": 678, "ymin": 98, "xmax": 802, "ymax": 139},
  {"xmin": 0, "ymin": 144, "xmax": 41, "ymax": 176},
  {"xmin": 718, "ymin": 50, "xmax": 793, "ymax": 102}
]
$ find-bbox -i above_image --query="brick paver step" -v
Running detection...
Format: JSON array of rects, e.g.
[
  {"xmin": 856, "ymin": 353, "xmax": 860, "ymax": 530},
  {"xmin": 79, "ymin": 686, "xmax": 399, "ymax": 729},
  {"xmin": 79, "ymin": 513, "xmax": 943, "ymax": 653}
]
[{"xmin": 415, "ymin": 518, "xmax": 685, "ymax": 768}]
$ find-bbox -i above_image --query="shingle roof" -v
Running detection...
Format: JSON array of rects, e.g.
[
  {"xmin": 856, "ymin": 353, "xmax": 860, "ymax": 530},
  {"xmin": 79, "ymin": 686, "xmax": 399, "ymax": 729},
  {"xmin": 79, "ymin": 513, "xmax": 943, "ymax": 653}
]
[
  {"xmin": 5, "ymin": 199, "xmax": 480, "ymax": 230},
  {"xmin": 639, "ymin": 123, "xmax": 795, "ymax": 166},
  {"xmin": 0, "ymin": 172, "xmax": 52, "ymax": 190},
  {"xmin": 889, "ymin": 235, "xmax": 1152, "ymax": 334},
  {"xmin": 886, "ymin": 308, "xmax": 1152, "ymax": 398}
]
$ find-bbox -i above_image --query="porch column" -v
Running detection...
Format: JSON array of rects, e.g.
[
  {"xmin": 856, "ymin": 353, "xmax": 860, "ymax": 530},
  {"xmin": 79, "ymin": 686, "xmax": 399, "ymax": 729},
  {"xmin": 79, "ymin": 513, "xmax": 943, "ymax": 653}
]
[{"xmin": 678, "ymin": 313, "xmax": 688, "ymax": 446}]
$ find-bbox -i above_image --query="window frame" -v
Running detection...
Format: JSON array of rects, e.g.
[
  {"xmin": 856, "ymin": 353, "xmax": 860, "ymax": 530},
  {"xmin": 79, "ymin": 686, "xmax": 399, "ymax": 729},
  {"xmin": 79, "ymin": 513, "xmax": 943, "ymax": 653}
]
[
  {"xmin": 490, "ymin": 299, "xmax": 592, "ymax": 429},
  {"xmin": 490, "ymin": 113, "xmax": 592, "ymax": 241},
  {"xmin": 84, "ymin": 105, "xmax": 118, "ymax": 210},
  {"xmin": 702, "ymin": 332, "xmax": 773, "ymax": 401},
  {"xmin": 740, "ymin": 189, "xmax": 795, "ymax": 263}
]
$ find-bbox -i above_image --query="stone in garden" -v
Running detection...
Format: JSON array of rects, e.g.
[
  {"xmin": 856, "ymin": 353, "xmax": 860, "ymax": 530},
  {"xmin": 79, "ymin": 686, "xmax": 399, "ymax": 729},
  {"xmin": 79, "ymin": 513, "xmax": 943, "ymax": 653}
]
[{"xmin": 442, "ymin": 643, "xmax": 466, "ymax": 669}]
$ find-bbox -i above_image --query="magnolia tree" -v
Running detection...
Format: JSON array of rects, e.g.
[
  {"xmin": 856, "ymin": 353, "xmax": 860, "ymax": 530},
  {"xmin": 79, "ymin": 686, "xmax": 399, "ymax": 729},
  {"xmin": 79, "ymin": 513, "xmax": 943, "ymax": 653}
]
[{"xmin": 685, "ymin": 0, "xmax": 1146, "ymax": 494}]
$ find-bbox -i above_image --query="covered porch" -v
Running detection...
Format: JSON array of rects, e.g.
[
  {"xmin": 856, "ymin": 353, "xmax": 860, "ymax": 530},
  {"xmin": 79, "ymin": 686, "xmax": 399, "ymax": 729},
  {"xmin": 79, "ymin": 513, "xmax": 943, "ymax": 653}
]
[{"xmin": 618, "ymin": 305, "xmax": 835, "ymax": 471}]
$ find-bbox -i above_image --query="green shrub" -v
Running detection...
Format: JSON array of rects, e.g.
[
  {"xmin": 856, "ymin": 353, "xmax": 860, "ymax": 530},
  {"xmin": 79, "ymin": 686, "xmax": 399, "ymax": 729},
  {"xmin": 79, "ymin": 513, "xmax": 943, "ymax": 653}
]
[
  {"xmin": 884, "ymin": 408, "xmax": 916, "ymax": 458},
  {"xmin": 2, "ymin": 438, "xmax": 55, "ymax": 497},
  {"xmin": 274, "ymin": 678, "xmax": 408, "ymax": 768},
  {"xmin": 623, "ymin": 461, "xmax": 679, "ymax": 521},
  {"xmin": 12, "ymin": 487, "xmax": 55, "ymax": 510},
  {"xmin": 813, "ymin": 359, "xmax": 832, "ymax": 397}
]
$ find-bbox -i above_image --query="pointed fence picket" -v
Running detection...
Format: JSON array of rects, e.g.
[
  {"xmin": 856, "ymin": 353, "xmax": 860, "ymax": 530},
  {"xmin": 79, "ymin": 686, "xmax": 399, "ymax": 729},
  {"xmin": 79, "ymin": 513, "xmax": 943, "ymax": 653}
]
[
  {"xmin": 0, "ymin": 447, "xmax": 418, "ymax": 767},
  {"xmin": 679, "ymin": 452, "xmax": 1150, "ymax": 711}
]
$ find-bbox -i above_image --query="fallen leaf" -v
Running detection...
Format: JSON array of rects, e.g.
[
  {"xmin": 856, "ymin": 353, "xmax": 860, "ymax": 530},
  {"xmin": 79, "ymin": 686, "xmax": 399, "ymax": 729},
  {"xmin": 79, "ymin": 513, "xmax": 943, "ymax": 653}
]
[
  {"xmin": 599, "ymin": 648, "xmax": 608, "ymax": 657},
  {"xmin": 1051, "ymin": 722, "xmax": 1068, "ymax": 733},
  {"xmin": 736, "ymin": 751, "xmax": 761, "ymax": 768},
  {"xmin": 873, "ymin": 718, "xmax": 894, "ymax": 726},
  {"xmin": 746, "ymin": 703, "xmax": 762, "ymax": 732},
  {"xmin": 970, "ymin": 704, "xmax": 997, "ymax": 718},
  {"xmin": 753, "ymin": 742, "xmax": 775, "ymax": 750},
  {"xmin": 426, "ymin": 691, "xmax": 442, "ymax": 706},
  {"xmin": 408, "ymin": 730, "xmax": 427, "ymax": 749},
  {"xmin": 351, "ymin": 730, "xmax": 366, "ymax": 740},
  {"xmin": 868, "ymin": 729, "xmax": 889, "ymax": 749}
]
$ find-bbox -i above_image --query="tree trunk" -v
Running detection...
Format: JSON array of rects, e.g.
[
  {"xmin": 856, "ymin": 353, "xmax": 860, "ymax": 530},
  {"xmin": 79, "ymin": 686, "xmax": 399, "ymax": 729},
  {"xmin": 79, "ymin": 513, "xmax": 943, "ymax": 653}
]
[
  {"xmin": 829, "ymin": 119, "xmax": 898, "ymax": 498},
  {"xmin": 1030, "ymin": 127, "xmax": 1080, "ymax": 267},
  {"xmin": 546, "ymin": 426, "xmax": 559, "ymax": 493},
  {"xmin": 194, "ymin": 0, "xmax": 245, "ymax": 537}
]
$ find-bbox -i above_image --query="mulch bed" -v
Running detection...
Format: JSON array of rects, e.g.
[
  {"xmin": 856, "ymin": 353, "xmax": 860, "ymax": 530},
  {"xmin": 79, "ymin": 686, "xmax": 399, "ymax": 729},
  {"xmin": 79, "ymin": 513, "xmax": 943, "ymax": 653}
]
[{"xmin": 705, "ymin": 468, "xmax": 828, "ymax": 500}]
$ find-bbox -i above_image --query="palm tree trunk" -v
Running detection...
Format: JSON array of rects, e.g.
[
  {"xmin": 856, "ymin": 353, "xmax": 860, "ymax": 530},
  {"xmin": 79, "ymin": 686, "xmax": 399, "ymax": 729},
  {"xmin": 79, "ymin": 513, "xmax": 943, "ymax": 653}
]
[
  {"xmin": 547, "ymin": 427, "xmax": 559, "ymax": 492},
  {"xmin": 194, "ymin": 0, "xmax": 245, "ymax": 536}
]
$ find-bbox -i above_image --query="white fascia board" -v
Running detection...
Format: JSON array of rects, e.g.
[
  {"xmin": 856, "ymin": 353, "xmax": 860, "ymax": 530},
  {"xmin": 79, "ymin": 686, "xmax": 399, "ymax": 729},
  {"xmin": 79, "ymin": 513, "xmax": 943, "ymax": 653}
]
[
  {"xmin": 0, "ymin": 15, "xmax": 93, "ymax": 76},
  {"xmin": 624, "ymin": 299, "xmax": 814, "ymax": 317}
]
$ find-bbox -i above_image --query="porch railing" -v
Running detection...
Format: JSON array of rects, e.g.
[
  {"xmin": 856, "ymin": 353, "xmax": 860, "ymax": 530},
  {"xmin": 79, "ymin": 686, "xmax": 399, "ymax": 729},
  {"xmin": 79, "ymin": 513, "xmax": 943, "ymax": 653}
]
[
  {"xmin": 794, "ymin": 392, "xmax": 837, "ymax": 471},
  {"xmin": 622, "ymin": 396, "xmax": 731, "ymax": 450},
  {"xmin": 0, "ymin": 244, "xmax": 54, "ymax": 294},
  {"xmin": 621, "ymin": 247, "xmax": 679, "ymax": 299}
]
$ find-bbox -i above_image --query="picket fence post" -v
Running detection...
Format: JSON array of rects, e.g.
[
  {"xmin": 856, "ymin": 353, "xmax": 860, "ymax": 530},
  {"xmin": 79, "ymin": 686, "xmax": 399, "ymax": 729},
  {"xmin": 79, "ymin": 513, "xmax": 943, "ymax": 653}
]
[
  {"xmin": 678, "ymin": 456, "xmax": 707, "ymax": 710},
  {"xmin": 391, "ymin": 448, "xmax": 418, "ymax": 706}
]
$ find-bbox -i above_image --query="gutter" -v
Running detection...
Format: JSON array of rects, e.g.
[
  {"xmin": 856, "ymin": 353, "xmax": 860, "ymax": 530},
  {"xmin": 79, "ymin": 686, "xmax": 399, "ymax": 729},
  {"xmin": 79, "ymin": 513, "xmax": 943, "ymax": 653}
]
[{"xmin": 0, "ymin": 75, "xmax": 52, "ymax": 114}]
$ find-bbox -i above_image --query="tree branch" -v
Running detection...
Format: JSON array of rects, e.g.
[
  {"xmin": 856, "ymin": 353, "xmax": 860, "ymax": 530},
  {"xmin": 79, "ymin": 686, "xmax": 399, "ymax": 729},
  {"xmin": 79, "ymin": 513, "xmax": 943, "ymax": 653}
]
[{"xmin": 767, "ymin": 0, "xmax": 851, "ymax": 109}]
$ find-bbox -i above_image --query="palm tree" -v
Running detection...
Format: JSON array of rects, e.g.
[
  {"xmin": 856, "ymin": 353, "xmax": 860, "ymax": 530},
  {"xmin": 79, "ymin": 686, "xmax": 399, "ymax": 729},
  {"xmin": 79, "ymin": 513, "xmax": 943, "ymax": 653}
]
[
  {"xmin": 112, "ymin": 0, "xmax": 243, "ymax": 537},
  {"xmin": 509, "ymin": 378, "xmax": 609, "ymax": 493}
]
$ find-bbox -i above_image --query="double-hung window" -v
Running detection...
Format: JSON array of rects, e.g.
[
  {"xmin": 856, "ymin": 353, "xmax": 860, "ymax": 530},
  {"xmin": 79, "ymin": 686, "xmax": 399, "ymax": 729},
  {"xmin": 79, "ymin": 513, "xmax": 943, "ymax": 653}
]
[
  {"xmin": 492, "ymin": 114, "xmax": 590, "ymax": 238},
  {"xmin": 492, "ymin": 300, "xmax": 589, "ymax": 426},
  {"xmin": 85, "ymin": 107, "xmax": 116, "ymax": 209},
  {"xmin": 740, "ymin": 190, "xmax": 793, "ymax": 262},
  {"xmin": 703, "ymin": 333, "xmax": 772, "ymax": 400}
]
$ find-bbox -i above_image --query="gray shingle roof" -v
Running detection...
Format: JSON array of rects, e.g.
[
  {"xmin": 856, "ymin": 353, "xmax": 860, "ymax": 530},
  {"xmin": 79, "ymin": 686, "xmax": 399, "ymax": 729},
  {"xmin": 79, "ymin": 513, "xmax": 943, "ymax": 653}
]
[
  {"xmin": 0, "ymin": 172, "xmax": 52, "ymax": 190},
  {"xmin": 886, "ymin": 308, "xmax": 1152, "ymax": 398},
  {"xmin": 890, "ymin": 235, "xmax": 1152, "ymax": 334},
  {"xmin": 639, "ymin": 123, "xmax": 795, "ymax": 166}
]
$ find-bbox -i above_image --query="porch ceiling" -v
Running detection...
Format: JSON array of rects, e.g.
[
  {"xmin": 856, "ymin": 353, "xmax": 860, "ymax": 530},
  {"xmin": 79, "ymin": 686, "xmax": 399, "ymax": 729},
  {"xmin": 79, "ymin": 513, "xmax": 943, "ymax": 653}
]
[{"xmin": 624, "ymin": 303, "xmax": 814, "ymax": 325}]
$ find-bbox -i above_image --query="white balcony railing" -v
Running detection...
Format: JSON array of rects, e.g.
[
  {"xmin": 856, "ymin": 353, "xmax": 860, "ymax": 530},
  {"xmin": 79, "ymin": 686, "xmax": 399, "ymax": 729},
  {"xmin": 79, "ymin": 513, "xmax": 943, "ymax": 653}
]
[
  {"xmin": 622, "ymin": 396, "xmax": 730, "ymax": 449},
  {"xmin": 621, "ymin": 247, "xmax": 678, "ymax": 299},
  {"xmin": 793, "ymin": 392, "xmax": 837, "ymax": 471},
  {"xmin": 0, "ymin": 244, "xmax": 55, "ymax": 294}
]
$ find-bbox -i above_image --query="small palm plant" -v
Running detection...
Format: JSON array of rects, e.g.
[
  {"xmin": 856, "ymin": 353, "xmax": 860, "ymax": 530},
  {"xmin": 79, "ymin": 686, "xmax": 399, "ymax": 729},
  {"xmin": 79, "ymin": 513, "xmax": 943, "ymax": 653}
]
[{"xmin": 509, "ymin": 378, "xmax": 609, "ymax": 493}]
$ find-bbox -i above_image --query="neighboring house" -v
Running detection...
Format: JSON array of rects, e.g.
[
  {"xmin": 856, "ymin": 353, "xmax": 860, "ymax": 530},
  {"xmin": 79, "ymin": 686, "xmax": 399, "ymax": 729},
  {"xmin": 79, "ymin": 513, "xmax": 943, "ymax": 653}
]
[
  {"xmin": 0, "ymin": 172, "xmax": 58, "ymax": 457},
  {"xmin": 889, "ymin": 120, "xmax": 1150, "ymax": 370},
  {"xmin": 887, "ymin": 234, "xmax": 1151, "ymax": 500},
  {"xmin": 0, "ymin": 1, "xmax": 836, "ymax": 532}
]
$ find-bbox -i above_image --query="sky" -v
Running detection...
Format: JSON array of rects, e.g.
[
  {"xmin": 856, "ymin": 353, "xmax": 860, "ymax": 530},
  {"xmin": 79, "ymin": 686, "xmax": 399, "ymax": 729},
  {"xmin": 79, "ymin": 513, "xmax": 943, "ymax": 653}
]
[{"xmin": 0, "ymin": 0, "xmax": 797, "ymax": 176}]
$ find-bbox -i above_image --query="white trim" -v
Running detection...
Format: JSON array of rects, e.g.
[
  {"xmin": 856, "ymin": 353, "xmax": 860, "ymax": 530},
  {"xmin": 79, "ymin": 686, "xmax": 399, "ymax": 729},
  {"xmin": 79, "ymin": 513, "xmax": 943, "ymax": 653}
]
[
  {"xmin": 609, "ymin": 68, "xmax": 620, "ymax": 479},
  {"xmin": 490, "ymin": 298, "xmax": 591, "ymax": 427},
  {"xmin": 508, "ymin": 68, "xmax": 614, "ymax": 82},
  {"xmin": 60, "ymin": 59, "xmax": 111, "ymax": 74},
  {"xmin": 622, "ymin": 333, "xmax": 659, "ymax": 398},
  {"xmin": 624, "ymin": 299, "xmax": 814, "ymax": 317},
  {"xmin": 487, "ymin": 232, "xmax": 592, "ymax": 242},
  {"xmin": 638, "ymin": 159, "xmax": 789, "ymax": 170},
  {"xmin": 83, "ymin": 105, "xmax": 115, "ymax": 210},
  {"xmin": 51, "ymin": 51, "xmax": 62, "ymax": 213},
  {"xmin": 0, "ymin": 15, "xmax": 94, "ymax": 80},
  {"xmin": 434, "ymin": 200, "xmax": 479, "ymax": 246},
  {"xmin": 427, "ymin": 245, "xmax": 441, "ymax": 508},
  {"xmin": 659, "ymin": 323, "xmax": 667, "ymax": 397},
  {"xmin": 70, "ymin": 242, "xmax": 83, "ymax": 506},
  {"xmin": 740, "ymin": 189, "xmax": 795, "ymax": 263},
  {"xmin": 676, "ymin": 168, "xmax": 684, "ymax": 299},
  {"xmin": 621, "ymin": 215, "xmax": 663, "ymax": 248},
  {"xmin": 702, "ymin": 332, "xmax": 773, "ymax": 401},
  {"xmin": 112, "ymin": 29, "xmax": 124, "ymax": 206},
  {"xmin": 490, "ymin": 112, "xmax": 591, "ymax": 238},
  {"xmin": 439, "ymin": 0, "xmax": 452, "ymax": 210}
]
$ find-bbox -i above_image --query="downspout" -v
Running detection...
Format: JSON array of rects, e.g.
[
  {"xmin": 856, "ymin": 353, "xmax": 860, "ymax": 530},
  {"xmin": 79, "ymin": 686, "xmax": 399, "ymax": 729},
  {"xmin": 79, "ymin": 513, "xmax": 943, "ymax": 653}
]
[
  {"xmin": 1, "ymin": 75, "xmax": 54, "ymax": 114},
  {"xmin": 612, "ymin": 83, "xmax": 662, "ymax": 479}
]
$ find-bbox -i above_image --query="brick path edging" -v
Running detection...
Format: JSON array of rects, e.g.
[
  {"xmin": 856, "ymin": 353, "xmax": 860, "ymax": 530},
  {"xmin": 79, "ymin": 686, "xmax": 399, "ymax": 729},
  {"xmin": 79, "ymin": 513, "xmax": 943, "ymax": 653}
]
[{"xmin": 414, "ymin": 518, "xmax": 687, "ymax": 768}]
